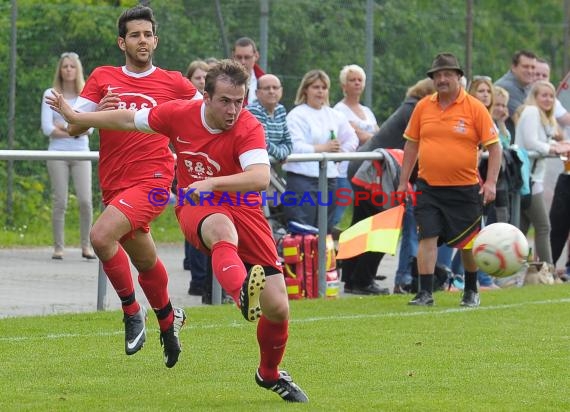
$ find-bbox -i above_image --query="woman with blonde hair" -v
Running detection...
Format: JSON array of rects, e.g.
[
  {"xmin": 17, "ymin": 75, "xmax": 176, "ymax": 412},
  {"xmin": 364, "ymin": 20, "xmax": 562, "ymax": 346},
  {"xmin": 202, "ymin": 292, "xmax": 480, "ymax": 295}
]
[
  {"xmin": 492, "ymin": 86, "xmax": 512, "ymax": 148},
  {"xmin": 283, "ymin": 69, "xmax": 358, "ymax": 233},
  {"xmin": 41, "ymin": 52, "xmax": 94, "ymax": 260},
  {"xmin": 515, "ymin": 80, "xmax": 570, "ymax": 263},
  {"xmin": 468, "ymin": 76, "xmax": 494, "ymax": 112},
  {"xmin": 185, "ymin": 59, "xmax": 209, "ymax": 94}
]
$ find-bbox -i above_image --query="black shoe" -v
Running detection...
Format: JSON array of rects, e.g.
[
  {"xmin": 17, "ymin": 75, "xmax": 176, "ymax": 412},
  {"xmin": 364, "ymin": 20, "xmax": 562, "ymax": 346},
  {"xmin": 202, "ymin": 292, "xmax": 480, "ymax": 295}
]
[
  {"xmin": 124, "ymin": 306, "xmax": 147, "ymax": 355},
  {"xmin": 239, "ymin": 265, "xmax": 266, "ymax": 322},
  {"xmin": 460, "ymin": 289, "xmax": 480, "ymax": 308},
  {"xmin": 160, "ymin": 307, "xmax": 186, "ymax": 368},
  {"xmin": 408, "ymin": 291, "xmax": 434, "ymax": 306},
  {"xmin": 188, "ymin": 284, "xmax": 204, "ymax": 296},
  {"xmin": 255, "ymin": 370, "xmax": 309, "ymax": 403},
  {"xmin": 351, "ymin": 283, "xmax": 390, "ymax": 295},
  {"xmin": 201, "ymin": 292, "xmax": 212, "ymax": 305}
]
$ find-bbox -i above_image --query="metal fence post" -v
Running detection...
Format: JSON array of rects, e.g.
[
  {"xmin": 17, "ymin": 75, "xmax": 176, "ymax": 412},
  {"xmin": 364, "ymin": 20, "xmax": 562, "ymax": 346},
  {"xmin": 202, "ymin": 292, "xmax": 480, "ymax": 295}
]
[{"xmin": 317, "ymin": 155, "xmax": 328, "ymax": 297}]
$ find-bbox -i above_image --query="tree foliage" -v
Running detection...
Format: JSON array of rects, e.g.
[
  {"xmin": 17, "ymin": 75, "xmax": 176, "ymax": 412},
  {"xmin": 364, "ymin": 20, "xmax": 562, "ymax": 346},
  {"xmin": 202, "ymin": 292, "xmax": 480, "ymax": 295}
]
[{"xmin": 1, "ymin": 0, "xmax": 568, "ymax": 227}]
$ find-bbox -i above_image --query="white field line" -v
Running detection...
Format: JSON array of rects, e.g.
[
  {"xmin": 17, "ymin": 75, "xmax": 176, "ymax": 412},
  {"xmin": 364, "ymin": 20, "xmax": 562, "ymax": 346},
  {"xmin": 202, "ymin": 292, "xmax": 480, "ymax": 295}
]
[{"xmin": 1, "ymin": 298, "xmax": 569, "ymax": 343}]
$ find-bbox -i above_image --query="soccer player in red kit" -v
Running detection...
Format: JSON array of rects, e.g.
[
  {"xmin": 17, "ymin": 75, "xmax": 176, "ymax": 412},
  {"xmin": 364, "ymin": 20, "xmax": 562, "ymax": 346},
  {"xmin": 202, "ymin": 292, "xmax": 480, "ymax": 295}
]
[
  {"xmin": 66, "ymin": 5, "xmax": 198, "ymax": 368},
  {"xmin": 49, "ymin": 59, "xmax": 308, "ymax": 403}
]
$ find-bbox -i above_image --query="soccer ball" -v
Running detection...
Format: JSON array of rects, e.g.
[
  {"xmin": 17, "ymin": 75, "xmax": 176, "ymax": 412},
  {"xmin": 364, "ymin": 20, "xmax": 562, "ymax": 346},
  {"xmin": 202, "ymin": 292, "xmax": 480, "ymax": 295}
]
[{"xmin": 472, "ymin": 223, "xmax": 529, "ymax": 278}]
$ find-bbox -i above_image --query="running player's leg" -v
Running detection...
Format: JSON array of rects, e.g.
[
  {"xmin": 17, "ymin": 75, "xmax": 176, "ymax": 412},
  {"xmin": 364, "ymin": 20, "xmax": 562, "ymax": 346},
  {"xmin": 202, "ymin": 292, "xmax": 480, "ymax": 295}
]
[
  {"xmin": 251, "ymin": 265, "xmax": 307, "ymax": 402},
  {"xmin": 122, "ymin": 231, "xmax": 185, "ymax": 367},
  {"xmin": 122, "ymin": 231, "xmax": 174, "ymax": 332},
  {"xmin": 90, "ymin": 205, "xmax": 148, "ymax": 355},
  {"xmin": 176, "ymin": 205, "xmax": 264, "ymax": 321},
  {"xmin": 200, "ymin": 213, "xmax": 249, "ymax": 304},
  {"xmin": 233, "ymin": 207, "xmax": 308, "ymax": 402},
  {"xmin": 90, "ymin": 205, "xmax": 139, "ymax": 314}
]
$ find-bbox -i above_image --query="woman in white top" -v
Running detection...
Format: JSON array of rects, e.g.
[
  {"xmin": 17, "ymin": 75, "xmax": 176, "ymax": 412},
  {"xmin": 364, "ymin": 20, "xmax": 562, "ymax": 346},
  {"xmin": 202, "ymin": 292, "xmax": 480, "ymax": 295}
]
[
  {"xmin": 514, "ymin": 80, "xmax": 570, "ymax": 263},
  {"xmin": 41, "ymin": 52, "xmax": 94, "ymax": 260},
  {"xmin": 283, "ymin": 69, "xmax": 358, "ymax": 232},
  {"xmin": 333, "ymin": 64, "xmax": 379, "ymax": 227},
  {"xmin": 334, "ymin": 64, "xmax": 379, "ymax": 144}
]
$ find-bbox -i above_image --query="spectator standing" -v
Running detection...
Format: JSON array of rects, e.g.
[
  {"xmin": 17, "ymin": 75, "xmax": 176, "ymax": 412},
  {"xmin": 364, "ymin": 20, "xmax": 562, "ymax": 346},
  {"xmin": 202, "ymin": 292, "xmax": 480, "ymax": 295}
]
[
  {"xmin": 50, "ymin": 59, "xmax": 309, "ymax": 403},
  {"xmin": 515, "ymin": 80, "xmax": 570, "ymax": 264},
  {"xmin": 247, "ymin": 74, "xmax": 292, "ymax": 161},
  {"xmin": 468, "ymin": 76, "xmax": 494, "ymax": 111},
  {"xmin": 494, "ymin": 50, "xmax": 537, "ymax": 139},
  {"xmin": 491, "ymin": 85, "xmax": 513, "ymax": 223},
  {"xmin": 283, "ymin": 69, "xmax": 358, "ymax": 232},
  {"xmin": 185, "ymin": 59, "xmax": 209, "ymax": 96},
  {"xmin": 333, "ymin": 64, "xmax": 379, "ymax": 228},
  {"xmin": 398, "ymin": 52, "xmax": 502, "ymax": 307},
  {"xmin": 41, "ymin": 52, "xmax": 95, "ymax": 261},
  {"xmin": 532, "ymin": 58, "xmax": 570, "ymax": 130},
  {"xmin": 232, "ymin": 37, "xmax": 265, "ymax": 106},
  {"xmin": 65, "ymin": 5, "xmax": 198, "ymax": 367},
  {"xmin": 549, "ymin": 153, "xmax": 570, "ymax": 278}
]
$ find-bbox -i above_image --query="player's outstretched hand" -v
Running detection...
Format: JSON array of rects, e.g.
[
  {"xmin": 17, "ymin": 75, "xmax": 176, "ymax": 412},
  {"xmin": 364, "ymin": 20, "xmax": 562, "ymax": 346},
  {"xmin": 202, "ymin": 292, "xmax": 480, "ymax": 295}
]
[
  {"xmin": 46, "ymin": 90, "xmax": 76, "ymax": 123},
  {"xmin": 97, "ymin": 91, "xmax": 121, "ymax": 111}
]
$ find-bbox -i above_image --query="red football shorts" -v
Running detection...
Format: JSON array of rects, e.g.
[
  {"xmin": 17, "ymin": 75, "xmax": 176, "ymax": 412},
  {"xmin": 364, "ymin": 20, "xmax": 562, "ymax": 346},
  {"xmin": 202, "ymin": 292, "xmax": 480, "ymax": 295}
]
[
  {"xmin": 104, "ymin": 179, "xmax": 172, "ymax": 241},
  {"xmin": 176, "ymin": 203, "xmax": 282, "ymax": 273}
]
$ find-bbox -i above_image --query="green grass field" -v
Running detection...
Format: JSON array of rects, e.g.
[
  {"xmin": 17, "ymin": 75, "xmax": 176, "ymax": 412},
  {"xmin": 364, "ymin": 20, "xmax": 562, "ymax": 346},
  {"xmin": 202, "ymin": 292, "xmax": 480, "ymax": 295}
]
[{"xmin": 1, "ymin": 284, "xmax": 569, "ymax": 411}]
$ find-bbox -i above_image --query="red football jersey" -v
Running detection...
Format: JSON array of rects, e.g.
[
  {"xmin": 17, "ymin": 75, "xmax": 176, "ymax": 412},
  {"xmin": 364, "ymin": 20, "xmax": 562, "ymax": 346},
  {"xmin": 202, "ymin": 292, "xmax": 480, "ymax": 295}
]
[
  {"xmin": 75, "ymin": 65, "xmax": 197, "ymax": 192},
  {"xmin": 134, "ymin": 99, "xmax": 269, "ymax": 206}
]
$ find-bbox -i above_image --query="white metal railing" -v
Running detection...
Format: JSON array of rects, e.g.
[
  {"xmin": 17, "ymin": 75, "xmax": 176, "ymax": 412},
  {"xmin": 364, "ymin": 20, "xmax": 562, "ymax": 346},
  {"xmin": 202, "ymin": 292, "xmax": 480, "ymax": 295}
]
[{"xmin": 0, "ymin": 148, "xmax": 550, "ymax": 305}]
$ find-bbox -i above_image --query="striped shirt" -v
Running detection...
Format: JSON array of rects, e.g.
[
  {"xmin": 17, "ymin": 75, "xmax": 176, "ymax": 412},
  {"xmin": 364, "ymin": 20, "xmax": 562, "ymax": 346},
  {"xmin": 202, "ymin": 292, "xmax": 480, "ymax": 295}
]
[{"xmin": 246, "ymin": 101, "xmax": 292, "ymax": 161}]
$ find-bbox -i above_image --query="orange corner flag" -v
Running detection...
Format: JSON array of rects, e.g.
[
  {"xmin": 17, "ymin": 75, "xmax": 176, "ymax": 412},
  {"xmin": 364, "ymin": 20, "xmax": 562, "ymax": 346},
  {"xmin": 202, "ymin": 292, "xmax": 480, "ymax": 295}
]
[{"xmin": 336, "ymin": 204, "xmax": 405, "ymax": 260}]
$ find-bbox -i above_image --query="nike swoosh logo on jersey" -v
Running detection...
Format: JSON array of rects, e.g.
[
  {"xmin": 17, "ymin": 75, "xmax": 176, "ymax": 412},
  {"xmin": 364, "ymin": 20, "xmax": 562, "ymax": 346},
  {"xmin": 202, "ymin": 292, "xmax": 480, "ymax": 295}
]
[
  {"xmin": 107, "ymin": 86, "xmax": 121, "ymax": 92},
  {"xmin": 126, "ymin": 328, "xmax": 145, "ymax": 350},
  {"xmin": 222, "ymin": 265, "xmax": 239, "ymax": 272},
  {"xmin": 176, "ymin": 136, "xmax": 192, "ymax": 144},
  {"xmin": 119, "ymin": 198, "xmax": 134, "ymax": 209}
]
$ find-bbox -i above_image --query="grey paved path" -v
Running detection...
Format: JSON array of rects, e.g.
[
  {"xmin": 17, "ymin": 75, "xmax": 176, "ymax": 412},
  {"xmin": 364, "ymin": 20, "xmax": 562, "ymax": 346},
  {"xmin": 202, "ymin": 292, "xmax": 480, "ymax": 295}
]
[{"xmin": 0, "ymin": 244, "xmax": 398, "ymax": 318}]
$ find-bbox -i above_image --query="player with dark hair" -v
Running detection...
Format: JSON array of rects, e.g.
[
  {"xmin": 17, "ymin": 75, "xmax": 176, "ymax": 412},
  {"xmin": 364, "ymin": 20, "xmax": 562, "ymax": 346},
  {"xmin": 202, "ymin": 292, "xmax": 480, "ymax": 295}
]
[
  {"xmin": 49, "ymin": 59, "xmax": 308, "ymax": 403},
  {"xmin": 66, "ymin": 5, "xmax": 198, "ymax": 368}
]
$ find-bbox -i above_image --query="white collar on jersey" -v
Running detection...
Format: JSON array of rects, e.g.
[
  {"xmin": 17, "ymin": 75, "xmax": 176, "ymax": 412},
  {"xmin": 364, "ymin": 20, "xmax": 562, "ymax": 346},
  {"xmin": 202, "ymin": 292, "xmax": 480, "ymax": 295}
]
[
  {"xmin": 121, "ymin": 65, "xmax": 157, "ymax": 78},
  {"xmin": 201, "ymin": 102, "xmax": 223, "ymax": 134}
]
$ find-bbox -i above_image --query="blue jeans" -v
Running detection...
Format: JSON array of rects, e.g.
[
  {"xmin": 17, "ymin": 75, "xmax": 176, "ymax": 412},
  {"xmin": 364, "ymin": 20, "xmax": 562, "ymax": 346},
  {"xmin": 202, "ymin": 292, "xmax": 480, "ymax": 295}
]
[
  {"xmin": 440, "ymin": 247, "xmax": 495, "ymax": 287},
  {"xmin": 184, "ymin": 240, "xmax": 207, "ymax": 288},
  {"xmin": 395, "ymin": 201, "xmax": 417, "ymax": 286},
  {"xmin": 332, "ymin": 177, "xmax": 351, "ymax": 227},
  {"xmin": 284, "ymin": 172, "xmax": 337, "ymax": 232}
]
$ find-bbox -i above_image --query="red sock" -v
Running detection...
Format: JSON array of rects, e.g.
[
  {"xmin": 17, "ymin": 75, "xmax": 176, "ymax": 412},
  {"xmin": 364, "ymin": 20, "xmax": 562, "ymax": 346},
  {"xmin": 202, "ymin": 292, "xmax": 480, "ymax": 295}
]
[
  {"xmin": 211, "ymin": 241, "xmax": 246, "ymax": 303},
  {"xmin": 257, "ymin": 315, "xmax": 288, "ymax": 381},
  {"xmin": 102, "ymin": 246, "xmax": 139, "ymax": 315},
  {"xmin": 138, "ymin": 258, "xmax": 173, "ymax": 331}
]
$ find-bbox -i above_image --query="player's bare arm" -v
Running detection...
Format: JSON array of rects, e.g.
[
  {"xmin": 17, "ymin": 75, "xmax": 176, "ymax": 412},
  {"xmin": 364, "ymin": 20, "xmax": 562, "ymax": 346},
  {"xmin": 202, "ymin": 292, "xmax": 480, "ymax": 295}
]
[
  {"xmin": 67, "ymin": 91, "xmax": 121, "ymax": 136},
  {"xmin": 184, "ymin": 163, "xmax": 270, "ymax": 202},
  {"xmin": 47, "ymin": 90, "xmax": 136, "ymax": 131}
]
